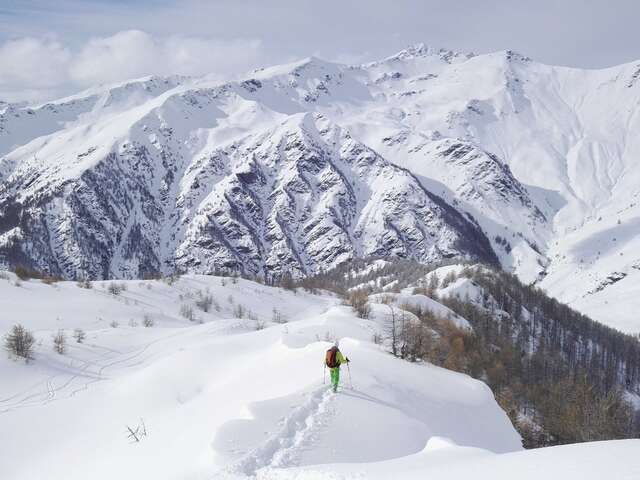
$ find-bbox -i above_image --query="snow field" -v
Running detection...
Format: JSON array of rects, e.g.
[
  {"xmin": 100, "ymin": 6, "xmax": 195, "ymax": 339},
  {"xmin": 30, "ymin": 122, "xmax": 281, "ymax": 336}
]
[
  {"xmin": 0, "ymin": 274, "xmax": 520, "ymax": 479},
  {"xmin": 258, "ymin": 438, "xmax": 640, "ymax": 480}
]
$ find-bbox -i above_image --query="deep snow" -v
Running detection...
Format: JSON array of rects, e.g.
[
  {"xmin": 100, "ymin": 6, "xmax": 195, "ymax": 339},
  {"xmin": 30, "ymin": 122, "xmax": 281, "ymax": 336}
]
[
  {"xmin": 0, "ymin": 274, "xmax": 521, "ymax": 479},
  {"xmin": 259, "ymin": 437, "xmax": 640, "ymax": 480}
]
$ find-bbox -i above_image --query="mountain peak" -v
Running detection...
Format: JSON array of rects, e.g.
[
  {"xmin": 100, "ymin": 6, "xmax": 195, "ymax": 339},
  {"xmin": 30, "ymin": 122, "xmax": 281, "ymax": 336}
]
[
  {"xmin": 387, "ymin": 43, "xmax": 475, "ymax": 63},
  {"xmin": 503, "ymin": 49, "xmax": 533, "ymax": 63}
]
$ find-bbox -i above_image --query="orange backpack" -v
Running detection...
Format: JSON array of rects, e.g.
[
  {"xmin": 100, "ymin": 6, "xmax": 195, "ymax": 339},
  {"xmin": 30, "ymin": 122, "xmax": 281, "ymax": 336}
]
[{"xmin": 325, "ymin": 346, "xmax": 339, "ymax": 368}]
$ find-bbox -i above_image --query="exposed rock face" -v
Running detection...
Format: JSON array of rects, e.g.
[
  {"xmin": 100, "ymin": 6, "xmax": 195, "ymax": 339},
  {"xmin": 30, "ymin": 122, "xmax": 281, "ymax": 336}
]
[{"xmin": 0, "ymin": 112, "xmax": 496, "ymax": 279}]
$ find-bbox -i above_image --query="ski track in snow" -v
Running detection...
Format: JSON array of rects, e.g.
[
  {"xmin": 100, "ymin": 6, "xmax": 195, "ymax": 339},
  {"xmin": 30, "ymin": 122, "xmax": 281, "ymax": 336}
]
[
  {"xmin": 225, "ymin": 388, "xmax": 336, "ymax": 478},
  {"xmin": 0, "ymin": 327, "xmax": 193, "ymax": 414}
]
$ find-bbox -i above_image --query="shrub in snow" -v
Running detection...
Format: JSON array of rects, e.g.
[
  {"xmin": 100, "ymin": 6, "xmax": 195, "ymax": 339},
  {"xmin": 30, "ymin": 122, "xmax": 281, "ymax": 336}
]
[
  {"xmin": 42, "ymin": 275, "xmax": 62, "ymax": 285},
  {"xmin": 195, "ymin": 293, "xmax": 214, "ymax": 312},
  {"xmin": 272, "ymin": 307, "xmax": 287, "ymax": 323},
  {"xmin": 73, "ymin": 328, "xmax": 86, "ymax": 343},
  {"xmin": 426, "ymin": 272, "xmax": 440, "ymax": 295},
  {"xmin": 441, "ymin": 271, "xmax": 458, "ymax": 289},
  {"xmin": 4, "ymin": 324, "xmax": 36, "ymax": 361},
  {"xmin": 278, "ymin": 272, "xmax": 296, "ymax": 291},
  {"xmin": 180, "ymin": 304, "xmax": 196, "ymax": 321},
  {"xmin": 161, "ymin": 273, "xmax": 180, "ymax": 286},
  {"xmin": 347, "ymin": 290, "xmax": 371, "ymax": 319},
  {"xmin": 142, "ymin": 314, "xmax": 154, "ymax": 327},
  {"xmin": 108, "ymin": 282, "xmax": 126, "ymax": 295},
  {"xmin": 233, "ymin": 304, "xmax": 245, "ymax": 319},
  {"xmin": 126, "ymin": 419, "xmax": 148, "ymax": 443},
  {"xmin": 109, "ymin": 320, "xmax": 119, "ymax": 328},
  {"xmin": 13, "ymin": 265, "xmax": 44, "ymax": 281},
  {"xmin": 52, "ymin": 330, "xmax": 67, "ymax": 354},
  {"xmin": 76, "ymin": 278, "xmax": 92, "ymax": 289}
]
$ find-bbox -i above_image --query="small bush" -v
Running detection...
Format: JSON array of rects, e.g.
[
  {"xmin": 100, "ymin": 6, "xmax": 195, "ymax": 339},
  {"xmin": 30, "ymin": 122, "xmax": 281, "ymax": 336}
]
[
  {"xmin": 180, "ymin": 304, "xmax": 195, "ymax": 321},
  {"xmin": 13, "ymin": 266, "xmax": 43, "ymax": 281},
  {"xmin": 272, "ymin": 308, "xmax": 287, "ymax": 323},
  {"xmin": 4, "ymin": 324, "xmax": 36, "ymax": 360},
  {"xmin": 73, "ymin": 328, "xmax": 86, "ymax": 343},
  {"xmin": 233, "ymin": 304, "xmax": 245, "ymax": 319},
  {"xmin": 347, "ymin": 290, "xmax": 371, "ymax": 319},
  {"xmin": 76, "ymin": 278, "xmax": 92, "ymax": 289},
  {"xmin": 279, "ymin": 272, "xmax": 296, "ymax": 291},
  {"xmin": 142, "ymin": 314, "xmax": 154, "ymax": 328},
  {"xmin": 441, "ymin": 271, "xmax": 458, "ymax": 289},
  {"xmin": 42, "ymin": 275, "xmax": 62, "ymax": 285},
  {"xmin": 108, "ymin": 282, "xmax": 126, "ymax": 295},
  {"xmin": 195, "ymin": 293, "xmax": 214, "ymax": 312},
  {"xmin": 324, "ymin": 331, "xmax": 336, "ymax": 343},
  {"xmin": 162, "ymin": 273, "xmax": 181, "ymax": 285},
  {"xmin": 52, "ymin": 330, "xmax": 66, "ymax": 354},
  {"xmin": 109, "ymin": 320, "xmax": 119, "ymax": 328}
]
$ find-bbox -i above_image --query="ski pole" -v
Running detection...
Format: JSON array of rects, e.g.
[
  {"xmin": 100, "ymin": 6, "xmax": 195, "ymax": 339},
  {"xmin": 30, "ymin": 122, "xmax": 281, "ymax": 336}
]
[
  {"xmin": 323, "ymin": 364, "xmax": 326, "ymax": 384},
  {"xmin": 347, "ymin": 362, "xmax": 353, "ymax": 389}
]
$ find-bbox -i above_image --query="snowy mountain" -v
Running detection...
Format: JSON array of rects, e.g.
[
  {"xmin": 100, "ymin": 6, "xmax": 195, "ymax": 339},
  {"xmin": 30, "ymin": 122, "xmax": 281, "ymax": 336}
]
[{"xmin": 1, "ymin": 44, "xmax": 640, "ymax": 330}]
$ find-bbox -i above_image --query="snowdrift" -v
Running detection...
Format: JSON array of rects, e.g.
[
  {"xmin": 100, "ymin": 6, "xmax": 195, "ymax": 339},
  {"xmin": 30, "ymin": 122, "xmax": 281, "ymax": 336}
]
[{"xmin": 260, "ymin": 438, "xmax": 640, "ymax": 479}]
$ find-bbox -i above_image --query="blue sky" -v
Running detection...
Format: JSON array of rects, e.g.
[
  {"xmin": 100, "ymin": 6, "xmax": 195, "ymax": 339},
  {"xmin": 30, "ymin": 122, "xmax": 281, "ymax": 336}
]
[{"xmin": 1, "ymin": 0, "xmax": 639, "ymax": 102}]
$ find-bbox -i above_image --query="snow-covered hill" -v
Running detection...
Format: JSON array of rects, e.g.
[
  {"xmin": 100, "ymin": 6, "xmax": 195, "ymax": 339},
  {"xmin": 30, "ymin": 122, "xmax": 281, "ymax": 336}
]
[
  {"xmin": 1, "ymin": 44, "xmax": 640, "ymax": 330},
  {"xmin": 1, "ymin": 272, "xmax": 638, "ymax": 479},
  {"xmin": 0, "ymin": 273, "xmax": 521, "ymax": 479}
]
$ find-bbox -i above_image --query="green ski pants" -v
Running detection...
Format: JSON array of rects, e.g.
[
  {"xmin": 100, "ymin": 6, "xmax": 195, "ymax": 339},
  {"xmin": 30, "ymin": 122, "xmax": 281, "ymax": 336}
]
[{"xmin": 330, "ymin": 367, "xmax": 340, "ymax": 390}]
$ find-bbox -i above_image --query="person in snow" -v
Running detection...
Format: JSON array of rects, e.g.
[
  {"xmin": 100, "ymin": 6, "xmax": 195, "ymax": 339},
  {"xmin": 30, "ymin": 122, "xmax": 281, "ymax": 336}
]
[{"xmin": 325, "ymin": 341, "xmax": 349, "ymax": 393}]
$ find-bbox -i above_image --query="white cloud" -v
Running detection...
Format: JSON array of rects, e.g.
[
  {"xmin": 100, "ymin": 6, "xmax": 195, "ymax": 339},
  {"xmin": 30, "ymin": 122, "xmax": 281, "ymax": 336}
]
[
  {"xmin": 69, "ymin": 30, "xmax": 161, "ymax": 86},
  {"xmin": 0, "ymin": 30, "xmax": 264, "ymax": 103},
  {"xmin": 0, "ymin": 37, "xmax": 71, "ymax": 100}
]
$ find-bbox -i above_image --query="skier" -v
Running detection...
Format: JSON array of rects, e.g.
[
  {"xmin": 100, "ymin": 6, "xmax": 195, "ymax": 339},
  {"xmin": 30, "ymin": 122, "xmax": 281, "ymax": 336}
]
[{"xmin": 325, "ymin": 341, "xmax": 349, "ymax": 393}]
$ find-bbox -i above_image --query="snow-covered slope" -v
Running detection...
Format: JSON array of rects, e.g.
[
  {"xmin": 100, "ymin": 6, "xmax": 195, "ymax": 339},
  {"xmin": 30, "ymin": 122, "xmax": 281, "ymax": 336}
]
[
  {"xmin": 262, "ymin": 437, "xmax": 640, "ymax": 480},
  {"xmin": 0, "ymin": 273, "xmax": 521, "ymax": 479},
  {"xmin": 2, "ymin": 44, "xmax": 640, "ymax": 329}
]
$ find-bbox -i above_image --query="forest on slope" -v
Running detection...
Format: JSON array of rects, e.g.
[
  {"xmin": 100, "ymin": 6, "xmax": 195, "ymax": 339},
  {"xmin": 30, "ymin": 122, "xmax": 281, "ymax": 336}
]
[{"xmin": 296, "ymin": 259, "xmax": 640, "ymax": 447}]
